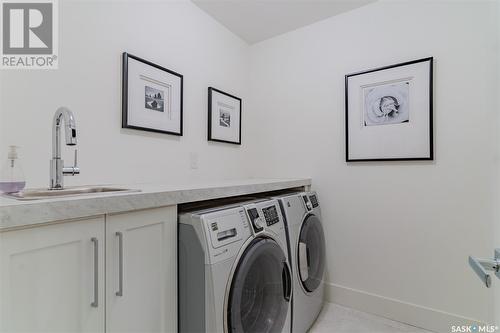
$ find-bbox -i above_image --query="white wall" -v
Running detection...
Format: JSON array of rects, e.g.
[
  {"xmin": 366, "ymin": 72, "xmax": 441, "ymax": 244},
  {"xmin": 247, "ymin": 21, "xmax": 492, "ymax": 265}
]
[
  {"xmin": 496, "ymin": 0, "xmax": 500, "ymax": 326},
  {"xmin": 247, "ymin": 1, "xmax": 499, "ymax": 331},
  {"xmin": 0, "ymin": 0, "xmax": 251, "ymax": 188}
]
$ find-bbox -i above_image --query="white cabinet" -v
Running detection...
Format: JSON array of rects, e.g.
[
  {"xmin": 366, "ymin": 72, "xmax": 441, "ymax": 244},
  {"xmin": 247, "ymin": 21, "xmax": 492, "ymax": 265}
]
[
  {"xmin": 0, "ymin": 205, "xmax": 177, "ymax": 333},
  {"xmin": 0, "ymin": 217, "xmax": 106, "ymax": 333},
  {"xmin": 106, "ymin": 206, "xmax": 177, "ymax": 333}
]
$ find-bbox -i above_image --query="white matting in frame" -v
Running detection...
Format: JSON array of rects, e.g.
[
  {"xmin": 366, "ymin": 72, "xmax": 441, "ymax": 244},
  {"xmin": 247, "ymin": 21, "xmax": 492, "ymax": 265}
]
[
  {"xmin": 122, "ymin": 53, "xmax": 183, "ymax": 136},
  {"xmin": 208, "ymin": 87, "xmax": 242, "ymax": 145},
  {"xmin": 345, "ymin": 57, "xmax": 433, "ymax": 161}
]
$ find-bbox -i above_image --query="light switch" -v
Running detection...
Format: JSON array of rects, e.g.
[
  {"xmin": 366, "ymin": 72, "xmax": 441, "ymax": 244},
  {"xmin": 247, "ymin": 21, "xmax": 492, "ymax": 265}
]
[{"xmin": 190, "ymin": 152, "xmax": 199, "ymax": 170}]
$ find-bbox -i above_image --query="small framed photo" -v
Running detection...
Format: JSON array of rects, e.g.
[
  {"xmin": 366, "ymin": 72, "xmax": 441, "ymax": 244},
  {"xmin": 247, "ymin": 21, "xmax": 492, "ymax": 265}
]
[
  {"xmin": 345, "ymin": 57, "xmax": 433, "ymax": 162},
  {"xmin": 208, "ymin": 87, "xmax": 242, "ymax": 145},
  {"xmin": 122, "ymin": 52, "xmax": 183, "ymax": 135}
]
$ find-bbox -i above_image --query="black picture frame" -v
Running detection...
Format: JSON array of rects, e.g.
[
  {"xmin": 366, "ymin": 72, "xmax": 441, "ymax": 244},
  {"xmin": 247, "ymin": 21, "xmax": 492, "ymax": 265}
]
[
  {"xmin": 122, "ymin": 52, "xmax": 183, "ymax": 136},
  {"xmin": 208, "ymin": 87, "xmax": 242, "ymax": 145},
  {"xmin": 345, "ymin": 57, "xmax": 433, "ymax": 162}
]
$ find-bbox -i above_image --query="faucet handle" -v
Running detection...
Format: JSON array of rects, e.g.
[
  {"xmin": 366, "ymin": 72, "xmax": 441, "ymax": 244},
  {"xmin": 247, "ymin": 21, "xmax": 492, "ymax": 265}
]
[{"xmin": 62, "ymin": 149, "xmax": 80, "ymax": 176}]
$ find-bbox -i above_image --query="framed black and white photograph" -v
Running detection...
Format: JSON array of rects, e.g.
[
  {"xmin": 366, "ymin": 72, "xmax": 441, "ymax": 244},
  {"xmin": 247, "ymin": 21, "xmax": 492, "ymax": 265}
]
[
  {"xmin": 345, "ymin": 57, "xmax": 433, "ymax": 161},
  {"xmin": 122, "ymin": 52, "xmax": 183, "ymax": 135},
  {"xmin": 208, "ymin": 87, "xmax": 242, "ymax": 145}
]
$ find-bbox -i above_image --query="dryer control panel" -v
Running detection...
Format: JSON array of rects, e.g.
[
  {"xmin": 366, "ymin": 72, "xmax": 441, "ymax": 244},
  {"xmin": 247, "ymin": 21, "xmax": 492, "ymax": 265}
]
[
  {"xmin": 301, "ymin": 192, "xmax": 320, "ymax": 212},
  {"xmin": 309, "ymin": 194, "xmax": 319, "ymax": 208},
  {"xmin": 302, "ymin": 194, "xmax": 313, "ymax": 211}
]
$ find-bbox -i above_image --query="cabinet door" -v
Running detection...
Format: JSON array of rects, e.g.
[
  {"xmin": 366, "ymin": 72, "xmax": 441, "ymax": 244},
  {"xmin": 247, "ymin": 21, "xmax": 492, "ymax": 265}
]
[
  {"xmin": 106, "ymin": 206, "xmax": 177, "ymax": 333},
  {"xmin": 0, "ymin": 217, "xmax": 105, "ymax": 333}
]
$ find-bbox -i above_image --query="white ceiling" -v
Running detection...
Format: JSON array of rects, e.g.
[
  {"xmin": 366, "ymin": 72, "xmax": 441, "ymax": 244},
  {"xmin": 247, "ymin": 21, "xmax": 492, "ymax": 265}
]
[{"xmin": 192, "ymin": 0, "xmax": 376, "ymax": 44}]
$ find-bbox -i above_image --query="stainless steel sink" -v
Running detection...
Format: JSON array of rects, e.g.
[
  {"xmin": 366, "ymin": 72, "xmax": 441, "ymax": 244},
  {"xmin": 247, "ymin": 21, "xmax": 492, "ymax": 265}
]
[{"xmin": 4, "ymin": 186, "xmax": 140, "ymax": 201}]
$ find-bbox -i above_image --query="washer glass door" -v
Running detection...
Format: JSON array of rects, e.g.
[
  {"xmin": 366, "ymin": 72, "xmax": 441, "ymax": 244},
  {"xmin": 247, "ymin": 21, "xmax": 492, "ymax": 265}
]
[
  {"xmin": 298, "ymin": 214, "xmax": 326, "ymax": 292},
  {"xmin": 227, "ymin": 237, "xmax": 291, "ymax": 333}
]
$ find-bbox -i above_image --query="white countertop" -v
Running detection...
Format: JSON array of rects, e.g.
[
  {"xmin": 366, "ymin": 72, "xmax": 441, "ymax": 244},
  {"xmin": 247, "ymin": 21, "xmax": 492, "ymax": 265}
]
[{"xmin": 0, "ymin": 178, "xmax": 311, "ymax": 231}]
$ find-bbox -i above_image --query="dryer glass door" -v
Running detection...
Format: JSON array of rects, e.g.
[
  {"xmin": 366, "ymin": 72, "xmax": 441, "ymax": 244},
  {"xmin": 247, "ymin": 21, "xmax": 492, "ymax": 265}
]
[
  {"xmin": 227, "ymin": 237, "xmax": 291, "ymax": 333},
  {"xmin": 298, "ymin": 214, "xmax": 326, "ymax": 292}
]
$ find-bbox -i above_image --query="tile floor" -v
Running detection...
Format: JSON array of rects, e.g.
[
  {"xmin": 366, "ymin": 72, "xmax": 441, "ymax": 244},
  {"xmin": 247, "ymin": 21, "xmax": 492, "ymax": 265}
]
[{"xmin": 309, "ymin": 303, "xmax": 433, "ymax": 333}]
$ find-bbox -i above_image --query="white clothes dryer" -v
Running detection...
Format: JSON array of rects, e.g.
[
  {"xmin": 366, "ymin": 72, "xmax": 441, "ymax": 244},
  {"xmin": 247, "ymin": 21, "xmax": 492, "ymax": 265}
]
[{"xmin": 273, "ymin": 191, "xmax": 326, "ymax": 333}]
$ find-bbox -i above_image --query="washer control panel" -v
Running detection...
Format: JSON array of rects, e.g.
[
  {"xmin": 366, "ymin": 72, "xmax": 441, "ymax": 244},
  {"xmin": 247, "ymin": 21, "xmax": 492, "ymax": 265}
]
[
  {"xmin": 246, "ymin": 207, "xmax": 264, "ymax": 233},
  {"xmin": 262, "ymin": 205, "xmax": 280, "ymax": 226},
  {"xmin": 244, "ymin": 200, "xmax": 285, "ymax": 235}
]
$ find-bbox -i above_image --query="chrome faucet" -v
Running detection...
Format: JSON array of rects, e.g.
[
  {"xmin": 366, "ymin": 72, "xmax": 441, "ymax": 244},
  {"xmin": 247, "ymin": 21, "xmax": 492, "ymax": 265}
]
[{"xmin": 49, "ymin": 107, "xmax": 80, "ymax": 190}]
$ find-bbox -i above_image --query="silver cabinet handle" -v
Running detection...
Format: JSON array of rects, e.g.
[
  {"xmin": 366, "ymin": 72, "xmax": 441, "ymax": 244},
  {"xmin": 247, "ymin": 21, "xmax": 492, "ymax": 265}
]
[
  {"xmin": 116, "ymin": 231, "xmax": 124, "ymax": 297},
  {"xmin": 91, "ymin": 237, "xmax": 99, "ymax": 307}
]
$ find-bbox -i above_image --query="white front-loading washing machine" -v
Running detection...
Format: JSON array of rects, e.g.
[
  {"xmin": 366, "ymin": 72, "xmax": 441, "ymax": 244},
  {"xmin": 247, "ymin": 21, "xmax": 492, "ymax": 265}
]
[
  {"xmin": 273, "ymin": 191, "xmax": 326, "ymax": 333},
  {"xmin": 178, "ymin": 199, "xmax": 292, "ymax": 333}
]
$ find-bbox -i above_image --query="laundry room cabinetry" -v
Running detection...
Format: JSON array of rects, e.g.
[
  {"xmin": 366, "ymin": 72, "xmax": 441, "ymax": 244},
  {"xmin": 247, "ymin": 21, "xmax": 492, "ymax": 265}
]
[
  {"xmin": 0, "ymin": 206, "xmax": 177, "ymax": 333},
  {"xmin": 0, "ymin": 216, "xmax": 106, "ymax": 333},
  {"xmin": 106, "ymin": 206, "xmax": 177, "ymax": 333}
]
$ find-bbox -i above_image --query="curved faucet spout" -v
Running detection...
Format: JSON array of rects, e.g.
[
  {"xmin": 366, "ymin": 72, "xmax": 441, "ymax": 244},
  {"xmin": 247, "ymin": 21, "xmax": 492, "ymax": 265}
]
[
  {"xmin": 53, "ymin": 107, "xmax": 77, "ymax": 158},
  {"xmin": 50, "ymin": 107, "xmax": 79, "ymax": 190}
]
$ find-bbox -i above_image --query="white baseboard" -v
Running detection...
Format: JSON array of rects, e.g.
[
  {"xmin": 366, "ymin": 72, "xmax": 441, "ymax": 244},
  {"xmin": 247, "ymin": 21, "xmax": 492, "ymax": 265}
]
[{"xmin": 324, "ymin": 282, "xmax": 484, "ymax": 333}]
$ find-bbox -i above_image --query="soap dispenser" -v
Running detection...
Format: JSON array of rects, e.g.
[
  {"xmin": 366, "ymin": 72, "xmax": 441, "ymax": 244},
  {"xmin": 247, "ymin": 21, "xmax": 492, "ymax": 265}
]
[{"xmin": 0, "ymin": 146, "xmax": 26, "ymax": 194}]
